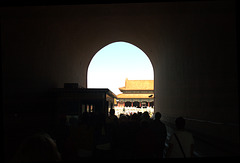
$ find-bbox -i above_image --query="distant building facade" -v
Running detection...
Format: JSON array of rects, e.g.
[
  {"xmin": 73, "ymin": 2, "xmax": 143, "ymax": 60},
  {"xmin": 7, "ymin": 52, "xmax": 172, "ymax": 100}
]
[{"xmin": 116, "ymin": 78, "xmax": 154, "ymax": 110}]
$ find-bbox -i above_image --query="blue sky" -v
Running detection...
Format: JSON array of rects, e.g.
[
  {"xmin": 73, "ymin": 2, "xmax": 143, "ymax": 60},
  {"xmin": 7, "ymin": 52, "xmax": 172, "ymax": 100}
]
[{"xmin": 87, "ymin": 41, "xmax": 154, "ymax": 95}]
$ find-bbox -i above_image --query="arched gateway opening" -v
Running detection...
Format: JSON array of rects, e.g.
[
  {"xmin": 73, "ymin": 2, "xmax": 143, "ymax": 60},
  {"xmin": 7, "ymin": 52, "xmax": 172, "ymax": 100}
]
[{"xmin": 87, "ymin": 41, "xmax": 154, "ymax": 117}]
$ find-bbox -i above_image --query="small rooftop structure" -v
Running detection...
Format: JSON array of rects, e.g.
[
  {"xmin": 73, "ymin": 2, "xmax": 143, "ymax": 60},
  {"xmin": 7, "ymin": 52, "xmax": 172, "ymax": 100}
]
[{"xmin": 51, "ymin": 87, "xmax": 116, "ymax": 117}]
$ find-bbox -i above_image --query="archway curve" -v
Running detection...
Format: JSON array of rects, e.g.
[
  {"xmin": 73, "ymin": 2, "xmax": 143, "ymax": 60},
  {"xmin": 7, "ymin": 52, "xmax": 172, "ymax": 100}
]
[
  {"xmin": 86, "ymin": 40, "xmax": 155, "ymax": 74},
  {"xmin": 87, "ymin": 40, "xmax": 154, "ymax": 96}
]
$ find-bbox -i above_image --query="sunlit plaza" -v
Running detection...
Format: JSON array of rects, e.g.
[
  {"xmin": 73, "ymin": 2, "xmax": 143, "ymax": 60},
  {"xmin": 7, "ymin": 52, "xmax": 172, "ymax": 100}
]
[{"xmin": 114, "ymin": 106, "xmax": 154, "ymax": 118}]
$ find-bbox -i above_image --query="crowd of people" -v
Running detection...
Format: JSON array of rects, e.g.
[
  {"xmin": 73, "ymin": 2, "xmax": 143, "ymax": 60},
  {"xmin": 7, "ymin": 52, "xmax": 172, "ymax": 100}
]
[{"xmin": 12, "ymin": 109, "xmax": 194, "ymax": 161}]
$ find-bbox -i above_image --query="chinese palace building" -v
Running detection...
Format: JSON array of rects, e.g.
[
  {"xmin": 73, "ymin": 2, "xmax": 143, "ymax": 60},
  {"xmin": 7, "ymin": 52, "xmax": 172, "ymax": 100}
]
[{"xmin": 115, "ymin": 78, "xmax": 154, "ymax": 116}]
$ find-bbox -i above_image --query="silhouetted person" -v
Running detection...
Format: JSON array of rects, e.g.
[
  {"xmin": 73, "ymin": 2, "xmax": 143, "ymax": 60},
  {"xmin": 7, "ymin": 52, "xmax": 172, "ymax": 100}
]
[
  {"xmin": 141, "ymin": 111, "xmax": 150, "ymax": 122},
  {"xmin": 53, "ymin": 114, "xmax": 70, "ymax": 159},
  {"xmin": 12, "ymin": 133, "xmax": 61, "ymax": 162},
  {"xmin": 135, "ymin": 117, "xmax": 156, "ymax": 158},
  {"xmin": 108, "ymin": 109, "xmax": 118, "ymax": 120},
  {"xmin": 64, "ymin": 112, "xmax": 95, "ymax": 160},
  {"xmin": 152, "ymin": 112, "xmax": 167, "ymax": 158},
  {"xmin": 105, "ymin": 109, "xmax": 118, "ymax": 150},
  {"xmin": 115, "ymin": 114, "xmax": 133, "ymax": 158},
  {"xmin": 166, "ymin": 117, "xmax": 194, "ymax": 158},
  {"xmin": 95, "ymin": 113, "xmax": 112, "ymax": 159}
]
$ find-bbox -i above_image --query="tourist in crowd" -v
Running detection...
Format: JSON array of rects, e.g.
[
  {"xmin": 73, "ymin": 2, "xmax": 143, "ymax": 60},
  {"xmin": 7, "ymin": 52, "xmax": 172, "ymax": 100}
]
[
  {"xmin": 14, "ymin": 109, "xmax": 171, "ymax": 162},
  {"xmin": 135, "ymin": 113, "xmax": 156, "ymax": 159},
  {"xmin": 64, "ymin": 112, "xmax": 95, "ymax": 160},
  {"xmin": 151, "ymin": 112, "xmax": 167, "ymax": 158},
  {"xmin": 166, "ymin": 117, "xmax": 194, "ymax": 158},
  {"xmin": 106, "ymin": 109, "xmax": 119, "ymax": 150},
  {"xmin": 12, "ymin": 133, "xmax": 61, "ymax": 162}
]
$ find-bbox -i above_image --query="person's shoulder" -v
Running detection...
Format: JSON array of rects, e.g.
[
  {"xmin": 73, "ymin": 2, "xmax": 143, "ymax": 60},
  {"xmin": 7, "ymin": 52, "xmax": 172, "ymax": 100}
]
[
  {"xmin": 184, "ymin": 130, "xmax": 193, "ymax": 135},
  {"xmin": 159, "ymin": 120, "xmax": 166, "ymax": 125},
  {"xmin": 177, "ymin": 130, "xmax": 193, "ymax": 137}
]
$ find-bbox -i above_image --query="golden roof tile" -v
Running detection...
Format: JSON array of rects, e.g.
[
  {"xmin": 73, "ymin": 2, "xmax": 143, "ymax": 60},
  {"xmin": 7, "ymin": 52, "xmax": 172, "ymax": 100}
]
[{"xmin": 119, "ymin": 79, "xmax": 154, "ymax": 91}]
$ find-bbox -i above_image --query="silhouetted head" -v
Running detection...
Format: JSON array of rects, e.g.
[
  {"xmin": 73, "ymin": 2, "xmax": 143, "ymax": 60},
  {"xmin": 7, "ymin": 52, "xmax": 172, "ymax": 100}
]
[
  {"xmin": 175, "ymin": 117, "xmax": 185, "ymax": 130},
  {"xmin": 14, "ymin": 133, "xmax": 61, "ymax": 162},
  {"xmin": 119, "ymin": 114, "xmax": 128, "ymax": 124},
  {"xmin": 154, "ymin": 112, "xmax": 162, "ymax": 120},
  {"xmin": 142, "ymin": 111, "xmax": 150, "ymax": 120},
  {"xmin": 110, "ymin": 108, "xmax": 115, "ymax": 115},
  {"xmin": 131, "ymin": 113, "xmax": 138, "ymax": 121}
]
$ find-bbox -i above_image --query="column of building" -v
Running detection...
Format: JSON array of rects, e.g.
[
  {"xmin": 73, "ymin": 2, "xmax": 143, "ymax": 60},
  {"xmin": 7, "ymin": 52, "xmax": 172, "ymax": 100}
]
[{"xmin": 117, "ymin": 100, "xmax": 154, "ymax": 108}]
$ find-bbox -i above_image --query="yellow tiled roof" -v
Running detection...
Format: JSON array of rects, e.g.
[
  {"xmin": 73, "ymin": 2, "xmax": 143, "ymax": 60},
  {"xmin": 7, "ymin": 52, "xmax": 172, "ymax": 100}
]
[
  {"xmin": 117, "ymin": 93, "xmax": 154, "ymax": 99},
  {"xmin": 119, "ymin": 78, "xmax": 154, "ymax": 91}
]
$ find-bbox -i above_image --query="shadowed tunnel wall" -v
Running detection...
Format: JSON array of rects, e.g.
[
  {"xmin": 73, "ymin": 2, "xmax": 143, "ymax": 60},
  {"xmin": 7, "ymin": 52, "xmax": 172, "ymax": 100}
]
[{"xmin": 1, "ymin": 1, "xmax": 238, "ymax": 151}]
